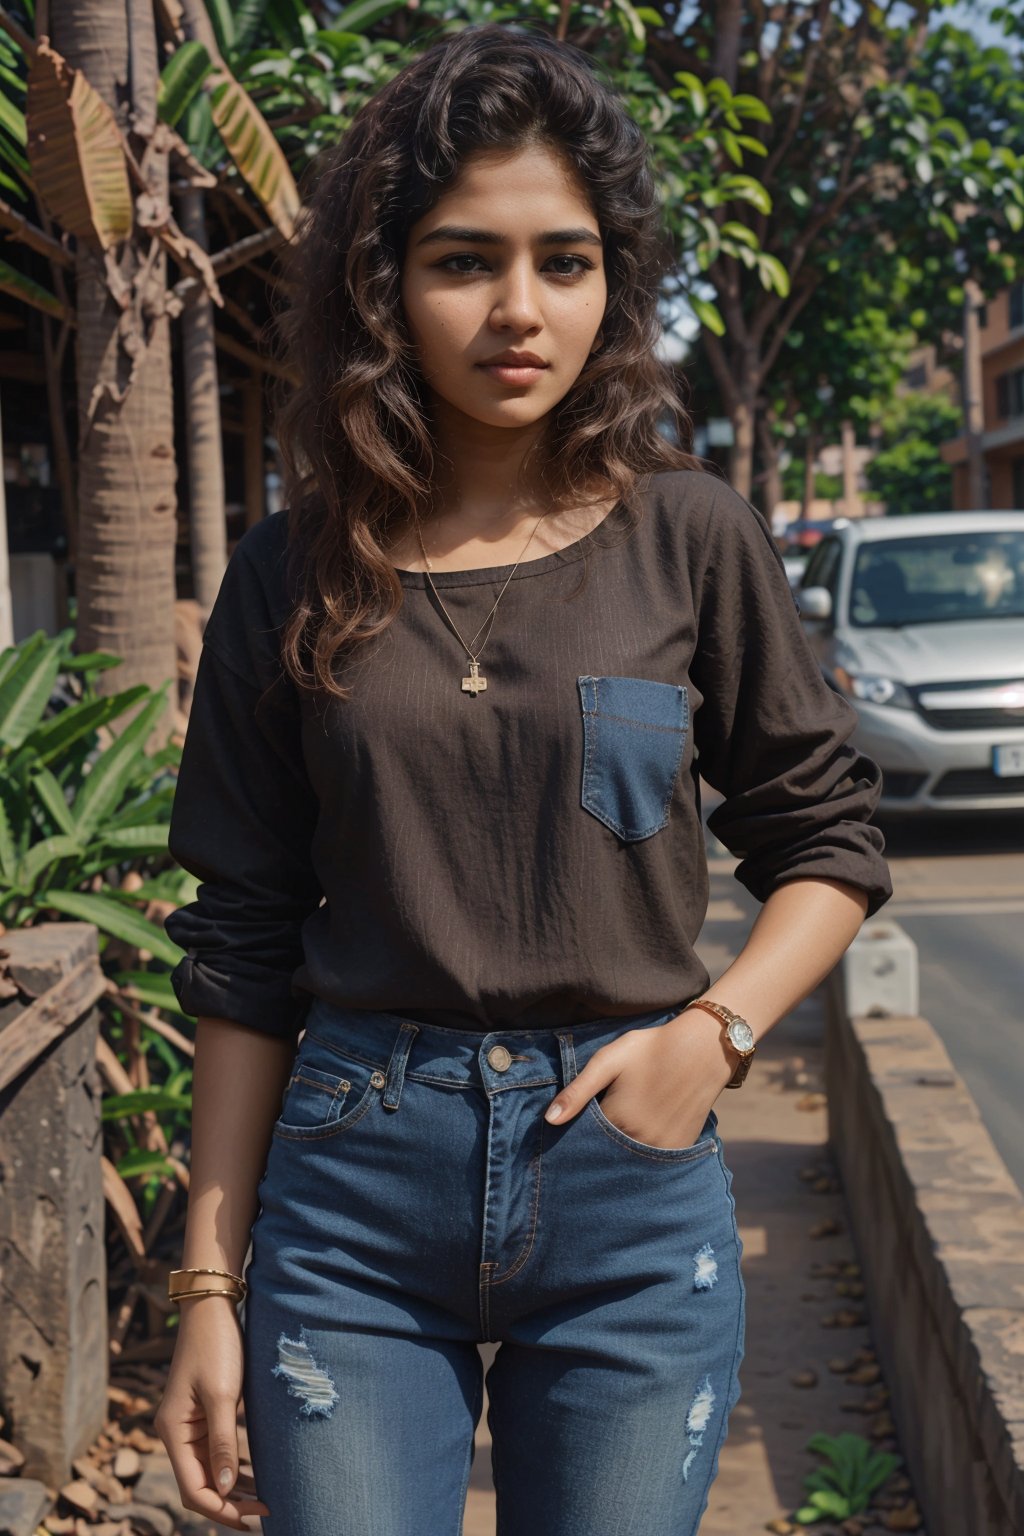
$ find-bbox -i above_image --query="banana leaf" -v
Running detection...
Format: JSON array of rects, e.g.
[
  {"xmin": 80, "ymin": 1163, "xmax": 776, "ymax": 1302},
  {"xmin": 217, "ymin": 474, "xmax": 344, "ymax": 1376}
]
[
  {"xmin": 207, "ymin": 62, "xmax": 300, "ymax": 238},
  {"xmin": 39, "ymin": 887, "xmax": 183, "ymax": 967},
  {"xmin": 26, "ymin": 39, "xmax": 133, "ymax": 249}
]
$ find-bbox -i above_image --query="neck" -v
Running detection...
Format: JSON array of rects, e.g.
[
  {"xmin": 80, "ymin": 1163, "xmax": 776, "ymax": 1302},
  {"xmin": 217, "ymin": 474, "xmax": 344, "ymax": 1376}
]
[{"xmin": 427, "ymin": 398, "xmax": 549, "ymax": 532}]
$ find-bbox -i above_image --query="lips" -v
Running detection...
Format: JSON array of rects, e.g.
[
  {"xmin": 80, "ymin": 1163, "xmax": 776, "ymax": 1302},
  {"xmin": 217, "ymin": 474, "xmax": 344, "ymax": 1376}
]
[
  {"xmin": 476, "ymin": 353, "xmax": 550, "ymax": 386},
  {"xmin": 477, "ymin": 352, "xmax": 549, "ymax": 368}
]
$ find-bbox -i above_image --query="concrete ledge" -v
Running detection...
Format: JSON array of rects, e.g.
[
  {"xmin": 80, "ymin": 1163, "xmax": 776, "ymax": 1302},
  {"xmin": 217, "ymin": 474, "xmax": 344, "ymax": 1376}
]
[{"xmin": 824, "ymin": 969, "xmax": 1024, "ymax": 1536}]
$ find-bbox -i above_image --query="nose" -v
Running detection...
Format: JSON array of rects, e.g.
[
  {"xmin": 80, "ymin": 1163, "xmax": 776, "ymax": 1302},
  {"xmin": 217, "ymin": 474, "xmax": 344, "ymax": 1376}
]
[{"xmin": 489, "ymin": 257, "xmax": 543, "ymax": 335}]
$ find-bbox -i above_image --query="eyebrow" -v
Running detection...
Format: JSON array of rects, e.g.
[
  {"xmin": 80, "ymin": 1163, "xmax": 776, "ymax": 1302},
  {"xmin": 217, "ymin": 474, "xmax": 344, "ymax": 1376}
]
[{"xmin": 415, "ymin": 225, "xmax": 603, "ymax": 249}]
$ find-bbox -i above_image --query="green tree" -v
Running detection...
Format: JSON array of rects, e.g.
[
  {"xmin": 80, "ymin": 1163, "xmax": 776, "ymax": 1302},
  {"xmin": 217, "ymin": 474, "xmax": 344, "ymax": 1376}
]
[
  {"xmin": 648, "ymin": 3, "xmax": 1024, "ymax": 498},
  {"xmin": 865, "ymin": 390, "xmax": 963, "ymax": 514}
]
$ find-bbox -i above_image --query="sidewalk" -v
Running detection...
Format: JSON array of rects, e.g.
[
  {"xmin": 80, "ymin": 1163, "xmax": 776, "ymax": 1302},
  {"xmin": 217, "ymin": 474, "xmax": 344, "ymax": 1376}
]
[{"xmin": 463, "ymin": 850, "xmax": 923, "ymax": 1535}]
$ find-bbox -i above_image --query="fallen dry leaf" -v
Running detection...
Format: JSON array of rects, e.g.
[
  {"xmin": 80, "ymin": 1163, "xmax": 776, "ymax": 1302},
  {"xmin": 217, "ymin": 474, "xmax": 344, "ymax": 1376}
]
[
  {"xmin": 883, "ymin": 1504, "xmax": 923, "ymax": 1532},
  {"xmin": 847, "ymin": 1363, "xmax": 881, "ymax": 1386},
  {"xmin": 809, "ymin": 1218, "xmax": 844, "ymax": 1239},
  {"xmin": 59, "ymin": 1479, "xmax": 99, "ymax": 1515}
]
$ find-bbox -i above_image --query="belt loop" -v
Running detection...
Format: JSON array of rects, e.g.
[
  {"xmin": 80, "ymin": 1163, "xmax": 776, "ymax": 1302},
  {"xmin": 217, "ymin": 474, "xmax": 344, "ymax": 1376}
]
[
  {"xmin": 555, "ymin": 1031, "xmax": 578, "ymax": 1093},
  {"xmin": 382, "ymin": 1021, "xmax": 420, "ymax": 1111}
]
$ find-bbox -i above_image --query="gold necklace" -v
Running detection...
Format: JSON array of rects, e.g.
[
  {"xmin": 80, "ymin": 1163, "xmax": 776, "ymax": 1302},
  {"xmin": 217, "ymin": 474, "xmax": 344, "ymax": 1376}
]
[{"xmin": 415, "ymin": 509, "xmax": 552, "ymax": 695}]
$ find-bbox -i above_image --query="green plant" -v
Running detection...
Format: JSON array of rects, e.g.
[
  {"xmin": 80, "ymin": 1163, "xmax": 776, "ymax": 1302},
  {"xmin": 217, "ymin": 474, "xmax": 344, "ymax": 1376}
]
[
  {"xmin": 0, "ymin": 626, "xmax": 190, "ymax": 953},
  {"xmin": 0, "ymin": 626, "xmax": 203, "ymax": 1222},
  {"xmin": 793, "ymin": 1431, "xmax": 902, "ymax": 1523}
]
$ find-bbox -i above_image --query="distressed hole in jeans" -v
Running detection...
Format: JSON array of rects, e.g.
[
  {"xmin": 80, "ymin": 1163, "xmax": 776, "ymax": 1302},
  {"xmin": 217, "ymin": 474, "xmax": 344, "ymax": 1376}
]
[
  {"xmin": 681, "ymin": 1373, "xmax": 715, "ymax": 1482},
  {"xmin": 272, "ymin": 1331, "xmax": 339, "ymax": 1418},
  {"xmin": 693, "ymin": 1241, "xmax": 718, "ymax": 1291}
]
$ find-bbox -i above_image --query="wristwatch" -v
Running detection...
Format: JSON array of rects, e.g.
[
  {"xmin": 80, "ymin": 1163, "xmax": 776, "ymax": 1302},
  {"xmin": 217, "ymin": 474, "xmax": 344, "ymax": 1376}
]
[{"xmin": 681, "ymin": 998, "xmax": 756, "ymax": 1088}]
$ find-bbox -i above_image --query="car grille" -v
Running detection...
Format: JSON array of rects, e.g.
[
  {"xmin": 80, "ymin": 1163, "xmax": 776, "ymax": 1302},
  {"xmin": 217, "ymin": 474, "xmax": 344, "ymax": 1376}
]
[
  {"xmin": 881, "ymin": 771, "xmax": 928, "ymax": 798},
  {"xmin": 921, "ymin": 706, "xmax": 1024, "ymax": 730},
  {"xmin": 911, "ymin": 678, "xmax": 1024, "ymax": 731},
  {"xmin": 932, "ymin": 769, "xmax": 1024, "ymax": 797}
]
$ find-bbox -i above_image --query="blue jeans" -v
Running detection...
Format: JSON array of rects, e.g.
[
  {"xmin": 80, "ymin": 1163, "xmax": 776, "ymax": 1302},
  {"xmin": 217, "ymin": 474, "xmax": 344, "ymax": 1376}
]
[{"xmin": 241, "ymin": 999, "xmax": 746, "ymax": 1535}]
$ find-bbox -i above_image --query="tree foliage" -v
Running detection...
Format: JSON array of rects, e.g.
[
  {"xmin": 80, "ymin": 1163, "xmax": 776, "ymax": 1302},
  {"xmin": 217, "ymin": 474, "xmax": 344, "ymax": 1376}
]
[{"xmin": 864, "ymin": 389, "xmax": 963, "ymax": 514}]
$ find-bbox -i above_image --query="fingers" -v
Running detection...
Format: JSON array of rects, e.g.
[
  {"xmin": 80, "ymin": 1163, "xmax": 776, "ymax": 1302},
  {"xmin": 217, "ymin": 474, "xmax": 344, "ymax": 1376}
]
[
  {"xmin": 544, "ymin": 1040, "xmax": 622, "ymax": 1125},
  {"xmin": 205, "ymin": 1388, "xmax": 244, "ymax": 1500},
  {"xmin": 155, "ymin": 1393, "xmax": 271, "ymax": 1532}
]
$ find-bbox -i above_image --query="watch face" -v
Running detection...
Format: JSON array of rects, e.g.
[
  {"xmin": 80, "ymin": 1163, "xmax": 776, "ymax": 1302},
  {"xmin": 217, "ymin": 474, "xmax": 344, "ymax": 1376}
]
[{"xmin": 727, "ymin": 1018, "xmax": 755, "ymax": 1053}]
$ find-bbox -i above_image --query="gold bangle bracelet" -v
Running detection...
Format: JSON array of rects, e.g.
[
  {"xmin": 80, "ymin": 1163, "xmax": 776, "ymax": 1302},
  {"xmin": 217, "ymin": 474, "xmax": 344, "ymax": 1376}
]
[
  {"xmin": 170, "ymin": 1265, "xmax": 248, "ymax": 1290},
  {"xmin": 168, "ymin": 1266, "xmax": 247, "ymax": 1303},
  {"xmin": 170, "ymin": 1287, "xmax": 245, "ymax": 1302}
]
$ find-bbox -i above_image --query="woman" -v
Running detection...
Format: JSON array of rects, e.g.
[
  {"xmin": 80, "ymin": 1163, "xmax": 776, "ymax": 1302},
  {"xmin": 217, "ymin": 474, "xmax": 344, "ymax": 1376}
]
[{"xmin": 155, "ymin": 22, "xmax": 892, "ymax": 1536}]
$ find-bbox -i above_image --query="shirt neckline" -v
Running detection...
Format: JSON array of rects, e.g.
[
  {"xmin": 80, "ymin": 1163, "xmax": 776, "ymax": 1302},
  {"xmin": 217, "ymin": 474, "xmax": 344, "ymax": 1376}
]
[{"xmin": 393, "ymin": 496, "xmax": 628, "ymax": 589}]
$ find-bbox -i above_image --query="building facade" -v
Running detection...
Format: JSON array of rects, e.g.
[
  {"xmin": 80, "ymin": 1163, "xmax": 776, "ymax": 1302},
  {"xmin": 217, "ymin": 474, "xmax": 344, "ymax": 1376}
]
[{"xmin": 941, "ymin": 281, "xmax": 1024, "ymax": 510}]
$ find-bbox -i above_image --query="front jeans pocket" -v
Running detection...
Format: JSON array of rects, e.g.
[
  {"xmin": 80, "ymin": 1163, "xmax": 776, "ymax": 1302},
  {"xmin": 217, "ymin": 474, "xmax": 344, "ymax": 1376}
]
[
  {"xmin": 577, "ymin": 675, "xmax": 689, "ymax": 841},
  {"xmin": 272, "ymin": 1029, "xmax": 387, "ymax": 1141},
  {"xmin": 588, "ymin": 1088, "xmax": 720, "ymax": 1162}
]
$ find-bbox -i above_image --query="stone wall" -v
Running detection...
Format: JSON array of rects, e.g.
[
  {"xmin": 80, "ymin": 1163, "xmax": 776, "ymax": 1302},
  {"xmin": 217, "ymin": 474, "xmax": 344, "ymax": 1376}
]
[{"xmin": 0, "ymin": 924, "xmax": 108, "ymax": 1485}]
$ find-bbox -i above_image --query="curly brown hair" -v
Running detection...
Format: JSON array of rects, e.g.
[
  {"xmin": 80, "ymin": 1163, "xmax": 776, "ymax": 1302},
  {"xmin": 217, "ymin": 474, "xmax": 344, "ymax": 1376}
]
[{"xmin": 270, "ymin": 21, "xmax": 703, "ymax": 702}]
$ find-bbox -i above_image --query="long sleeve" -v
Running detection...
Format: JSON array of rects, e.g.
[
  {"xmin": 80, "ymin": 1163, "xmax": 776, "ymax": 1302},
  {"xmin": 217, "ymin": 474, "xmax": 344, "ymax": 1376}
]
[
  {"xmin": 689, "ymin": 483, "xmax": 893, "ymax": 918},
  {"xmin": 164, "ymin": 528, "xmax": 323, "ymax": 1040}
]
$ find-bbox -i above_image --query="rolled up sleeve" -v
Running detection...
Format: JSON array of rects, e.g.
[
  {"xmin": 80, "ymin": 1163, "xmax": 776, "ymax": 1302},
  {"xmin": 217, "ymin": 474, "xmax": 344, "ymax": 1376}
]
[
  {"xmin": 690, "ymin": 485, "xmax": 893, "ymax": 918},
  {"xmin": 164, "ymin": 532, "xmax": 323, "ymax": 1039}
]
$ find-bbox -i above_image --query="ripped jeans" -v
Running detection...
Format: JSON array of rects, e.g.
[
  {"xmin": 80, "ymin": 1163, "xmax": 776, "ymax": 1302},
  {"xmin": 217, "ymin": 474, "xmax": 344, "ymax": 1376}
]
[{"xmin": 241, "ymin": 999, "xmax": 746, "ymax": 1535}]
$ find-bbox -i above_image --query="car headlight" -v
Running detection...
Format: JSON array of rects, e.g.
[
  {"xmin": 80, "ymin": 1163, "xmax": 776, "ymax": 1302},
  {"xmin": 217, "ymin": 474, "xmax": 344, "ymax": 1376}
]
[{"xmin": 834, "ymin": 669, "xmax": 915, "ymax": 709}]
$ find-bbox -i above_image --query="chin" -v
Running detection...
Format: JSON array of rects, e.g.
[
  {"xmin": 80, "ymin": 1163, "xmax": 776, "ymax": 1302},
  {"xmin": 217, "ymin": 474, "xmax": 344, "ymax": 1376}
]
[{"xmin": 452, "ymin": 396, "xmax": 558, "ymax": 429}]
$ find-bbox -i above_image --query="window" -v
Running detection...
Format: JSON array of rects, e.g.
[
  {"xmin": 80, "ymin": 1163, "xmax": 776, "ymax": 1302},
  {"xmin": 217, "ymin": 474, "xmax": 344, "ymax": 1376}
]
[
  {"xmin": 802, "ymin": 537, "xmax": 842, "ymax": 597},
  {"xmin": 1013, "ymin": 457, "xmax": 1024, "ymax": 510},
  {"xmin": 850, "ymin": 532, "xmax": 1024, "ymax": 626},
  {"xmin": 996, "ymin": 368, "xmax": 1024, "ymax": 422},
  {"xmin": 1010, "ymin": 281, "xmax": 1024, "ymax": 331}
]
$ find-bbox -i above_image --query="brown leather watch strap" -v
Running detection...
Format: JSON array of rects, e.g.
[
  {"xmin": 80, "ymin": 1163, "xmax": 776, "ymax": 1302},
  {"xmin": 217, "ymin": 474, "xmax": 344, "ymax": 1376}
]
[{"xmin": 681, "ymin": 998, "xmax": 755, "ymax": 1089}]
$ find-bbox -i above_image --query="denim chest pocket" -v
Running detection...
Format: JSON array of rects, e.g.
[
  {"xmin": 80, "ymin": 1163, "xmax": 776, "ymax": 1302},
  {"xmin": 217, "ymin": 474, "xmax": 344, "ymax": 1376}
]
[{"xmin": 577, "ymin": 675, "xmax": 689, "ymax": 841}]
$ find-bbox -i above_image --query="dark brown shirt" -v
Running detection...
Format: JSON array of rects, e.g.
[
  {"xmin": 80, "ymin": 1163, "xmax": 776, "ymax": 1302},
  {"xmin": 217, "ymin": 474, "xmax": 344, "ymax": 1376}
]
[{"xmin": 164, "ymin": 468, "xmax": 892, "ymax": 1041}]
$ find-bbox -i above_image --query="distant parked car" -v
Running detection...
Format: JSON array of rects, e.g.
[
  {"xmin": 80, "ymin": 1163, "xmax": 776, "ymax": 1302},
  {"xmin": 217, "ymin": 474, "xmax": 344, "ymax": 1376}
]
[
  {"xmin": 779, "ymin": 517, "xmax": 846, "ymax": 552},
  {"xmin": 795, "ymin": 513, "xmax": 1024, "ymax": 813},
  {"xmin": 778, "ymin": 518, "xmax": 848, "ymax": 588}
]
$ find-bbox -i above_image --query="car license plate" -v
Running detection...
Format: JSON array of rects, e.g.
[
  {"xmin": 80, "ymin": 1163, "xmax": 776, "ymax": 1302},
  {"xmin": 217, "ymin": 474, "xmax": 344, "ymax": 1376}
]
[{"xmin": 993, "ymin": 743, "xmax": 1024, "ymax": 776}]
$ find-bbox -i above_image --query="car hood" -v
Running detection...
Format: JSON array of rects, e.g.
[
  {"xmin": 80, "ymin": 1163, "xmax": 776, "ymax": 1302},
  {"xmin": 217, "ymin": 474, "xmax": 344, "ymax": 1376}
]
[{"xmin": 838, "ymin": 617, "xmax": 1024, "ymax": 684}]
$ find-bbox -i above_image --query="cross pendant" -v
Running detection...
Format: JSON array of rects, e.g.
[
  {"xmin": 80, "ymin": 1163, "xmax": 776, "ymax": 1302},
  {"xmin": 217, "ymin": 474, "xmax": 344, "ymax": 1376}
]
[{"xmin": 461, "ymin": 661, "xmax": 487, "ymax": 695}]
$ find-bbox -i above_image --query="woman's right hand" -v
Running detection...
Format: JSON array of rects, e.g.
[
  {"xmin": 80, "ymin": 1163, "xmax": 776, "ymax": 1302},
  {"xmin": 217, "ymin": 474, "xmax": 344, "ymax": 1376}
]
[{"xmin": 154, "ymin": 1296, "xmax": 271, "ymax": 1532}]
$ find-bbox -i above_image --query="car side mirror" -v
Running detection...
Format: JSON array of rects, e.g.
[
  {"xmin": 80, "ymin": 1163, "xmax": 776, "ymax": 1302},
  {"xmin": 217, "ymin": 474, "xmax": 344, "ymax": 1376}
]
[{"xmin": 799, "ymin": 585, "xmax": 833, "ymax": 621}]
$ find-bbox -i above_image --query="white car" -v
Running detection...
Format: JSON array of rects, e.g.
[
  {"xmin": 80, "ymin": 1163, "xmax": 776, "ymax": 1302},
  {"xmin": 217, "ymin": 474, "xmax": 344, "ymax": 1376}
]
[{"xmin": 795, "ymin": 512, "xmax": 1024, "ymax": 814}]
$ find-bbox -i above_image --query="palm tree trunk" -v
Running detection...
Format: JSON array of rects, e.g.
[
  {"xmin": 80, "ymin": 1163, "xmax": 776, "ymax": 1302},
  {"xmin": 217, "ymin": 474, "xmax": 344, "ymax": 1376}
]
[
  {"xmin": 51, "ymin": 0, "xmax": 178, "ymax": 740},
  {"xmin": 0, "ymin": 390, "xmax": 12, "ymax": 649},
  {"xmin": 176, "ymin": 185, "xmax": 227, "ymax": 617}
]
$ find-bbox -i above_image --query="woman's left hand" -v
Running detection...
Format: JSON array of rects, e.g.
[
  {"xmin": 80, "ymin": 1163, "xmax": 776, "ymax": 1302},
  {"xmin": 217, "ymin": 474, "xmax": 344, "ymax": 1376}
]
[{"xmin": 543, "ymin": 1008, "xmax": 735, "ymax": 1149}]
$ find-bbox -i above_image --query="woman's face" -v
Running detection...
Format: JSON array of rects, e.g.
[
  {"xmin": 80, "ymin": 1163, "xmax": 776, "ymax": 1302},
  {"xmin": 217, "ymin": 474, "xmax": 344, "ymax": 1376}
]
[{"xmin": 400, "ymin": 142, "xmax": 608, "ymax": 434}]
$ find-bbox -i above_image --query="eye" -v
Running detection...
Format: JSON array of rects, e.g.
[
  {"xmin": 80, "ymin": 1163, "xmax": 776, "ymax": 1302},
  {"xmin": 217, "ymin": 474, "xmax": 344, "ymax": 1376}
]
[
  {"xmin": 434, "ymin": 252, "xmax": 597, "ymax": 280},
  {"xmin": 437, "ymin": 253, "xmax": 490, "ymax": 274},
  {"xmin": 545, "ymin": 255, "xmax": 595, "ymax": 280}
]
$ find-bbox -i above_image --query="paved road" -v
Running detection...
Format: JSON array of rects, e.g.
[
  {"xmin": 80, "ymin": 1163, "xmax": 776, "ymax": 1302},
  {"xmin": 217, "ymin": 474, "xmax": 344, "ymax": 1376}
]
[
  {"xmin": 876, "ymin": 812, "xmax": 1024, "ymax": 1196},
  {"xmin": 703, "ymin": 796, "xmax": 1024, "ymax": 1192}
]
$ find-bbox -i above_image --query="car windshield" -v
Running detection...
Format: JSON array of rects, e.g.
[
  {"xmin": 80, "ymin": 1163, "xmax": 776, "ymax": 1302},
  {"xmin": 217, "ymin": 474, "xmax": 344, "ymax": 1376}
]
[{"xmin": 849, "ymin": 531, "xmax": 1024, "ymax": 627}]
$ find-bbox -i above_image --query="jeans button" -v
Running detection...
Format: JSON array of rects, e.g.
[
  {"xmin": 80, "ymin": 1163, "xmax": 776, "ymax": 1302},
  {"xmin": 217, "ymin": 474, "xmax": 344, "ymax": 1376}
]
[{"xmin": 487, "ymin": 1045, "xmax": 512, "ymax": 1072}]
